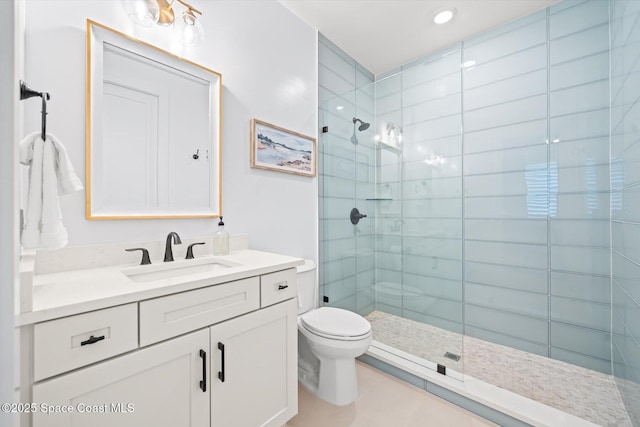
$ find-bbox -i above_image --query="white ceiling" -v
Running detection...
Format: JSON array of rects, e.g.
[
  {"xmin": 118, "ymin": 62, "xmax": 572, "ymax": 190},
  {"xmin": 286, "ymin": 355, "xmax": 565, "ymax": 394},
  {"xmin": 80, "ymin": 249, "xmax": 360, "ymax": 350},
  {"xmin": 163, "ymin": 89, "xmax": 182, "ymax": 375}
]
[{"xmin": 280, "ymin": 0, "xmax": 561, "ymax": 75}]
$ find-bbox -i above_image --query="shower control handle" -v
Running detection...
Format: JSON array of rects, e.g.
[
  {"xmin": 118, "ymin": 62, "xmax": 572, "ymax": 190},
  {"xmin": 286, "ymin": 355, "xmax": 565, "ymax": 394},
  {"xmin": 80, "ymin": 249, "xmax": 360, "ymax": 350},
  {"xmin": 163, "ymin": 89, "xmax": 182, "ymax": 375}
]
[{"xmin": 350, "ymin": 208, "xmax": 367, "ymax": 225}]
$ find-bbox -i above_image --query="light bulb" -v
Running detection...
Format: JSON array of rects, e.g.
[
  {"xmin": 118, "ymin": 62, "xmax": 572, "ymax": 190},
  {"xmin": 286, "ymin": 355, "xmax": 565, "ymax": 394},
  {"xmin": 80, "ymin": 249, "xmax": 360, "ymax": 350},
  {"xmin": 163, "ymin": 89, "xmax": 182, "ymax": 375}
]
[
  {"xmin": 173, "ymin": 9, "xmax": 205, "ymax": 46},
  {"xmin": 433, "ymin": 8, "xmax": 455, "ymax": 25},
  {"xmin": 121, "ymin": 0, "xmax": 160, "ymax": 27}
]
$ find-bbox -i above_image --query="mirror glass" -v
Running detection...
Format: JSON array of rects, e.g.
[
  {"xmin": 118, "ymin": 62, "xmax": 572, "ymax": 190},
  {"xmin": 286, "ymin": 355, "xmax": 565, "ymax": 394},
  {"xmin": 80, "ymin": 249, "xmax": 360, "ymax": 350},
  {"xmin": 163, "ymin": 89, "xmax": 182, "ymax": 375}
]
[{"xmin": 87, "ymin": 20, "xmax": 222, "ymax": 219}]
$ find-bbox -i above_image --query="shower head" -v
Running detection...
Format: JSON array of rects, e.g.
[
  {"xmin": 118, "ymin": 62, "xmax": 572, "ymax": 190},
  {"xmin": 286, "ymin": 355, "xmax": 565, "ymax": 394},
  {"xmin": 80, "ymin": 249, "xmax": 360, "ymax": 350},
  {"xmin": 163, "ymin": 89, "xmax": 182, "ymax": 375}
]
[{"xmin": 353, "ymin": 117, "xmax": 370, "ymax": 131}]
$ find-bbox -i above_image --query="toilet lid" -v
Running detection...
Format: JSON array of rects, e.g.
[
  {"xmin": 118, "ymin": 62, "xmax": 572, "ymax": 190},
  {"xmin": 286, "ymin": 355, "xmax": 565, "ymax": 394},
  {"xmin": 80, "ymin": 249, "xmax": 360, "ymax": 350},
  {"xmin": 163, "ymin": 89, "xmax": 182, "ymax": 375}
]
[{"xmin": 300, "ymin": 307, "xmax": 371, "ymax": 338}]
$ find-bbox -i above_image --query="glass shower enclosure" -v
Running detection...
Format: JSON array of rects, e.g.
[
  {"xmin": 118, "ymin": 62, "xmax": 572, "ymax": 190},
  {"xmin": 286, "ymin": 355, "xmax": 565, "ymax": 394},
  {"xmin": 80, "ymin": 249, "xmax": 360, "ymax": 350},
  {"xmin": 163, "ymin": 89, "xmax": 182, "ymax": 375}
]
[
  {"xmin": 318, "ymin": 65, "xmax": 465, "ymax": 380},
  {"xmin": 318, "ymin": 3, "xmax": 630, "ymax": 423}
]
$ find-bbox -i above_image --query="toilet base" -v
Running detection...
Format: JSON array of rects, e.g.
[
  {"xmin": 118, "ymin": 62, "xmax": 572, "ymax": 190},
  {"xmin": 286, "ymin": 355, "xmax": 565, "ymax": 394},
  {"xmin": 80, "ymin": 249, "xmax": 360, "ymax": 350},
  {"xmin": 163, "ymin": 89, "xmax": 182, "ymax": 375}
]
[
  {"xmin": 316, "ymin": 356, "xmax": 359, "ymax": 406},
  {"xmin": 298, "ymin": 325, "xmax": 372, "ymax": 407}
]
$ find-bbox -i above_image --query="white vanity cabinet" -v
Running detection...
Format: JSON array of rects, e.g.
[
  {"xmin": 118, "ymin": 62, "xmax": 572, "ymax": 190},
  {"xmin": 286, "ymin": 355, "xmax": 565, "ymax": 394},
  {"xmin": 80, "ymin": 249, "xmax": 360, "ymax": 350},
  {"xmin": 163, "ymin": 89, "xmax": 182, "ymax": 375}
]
[
  {"xmin": 33, "ymin": 328, "xmax": 210, "ymax": 427},
  {"xmin": 29, "ymin": 267, "xmax": 298, "ymax": 427},
  {"xmin": 210, "ymin": 299, "xmax": 297, "ymax": 427}
]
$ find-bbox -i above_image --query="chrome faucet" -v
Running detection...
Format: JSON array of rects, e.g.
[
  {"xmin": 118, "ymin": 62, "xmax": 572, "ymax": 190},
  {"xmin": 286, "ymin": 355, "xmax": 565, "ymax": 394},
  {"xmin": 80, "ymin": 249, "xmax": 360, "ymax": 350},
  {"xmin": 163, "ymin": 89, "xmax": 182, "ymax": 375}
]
[{"xmin": 164, "ymin": 232, "xmax": 182, "ymax": 262}]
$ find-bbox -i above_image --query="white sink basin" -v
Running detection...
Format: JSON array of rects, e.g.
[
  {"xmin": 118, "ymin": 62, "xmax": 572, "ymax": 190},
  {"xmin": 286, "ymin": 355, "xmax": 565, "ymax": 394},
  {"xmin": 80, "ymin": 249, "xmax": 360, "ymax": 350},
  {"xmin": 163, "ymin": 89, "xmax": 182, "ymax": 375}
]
[{"xmin": 123, "ymin": 257, "xmax": 239, "ymax": 283}]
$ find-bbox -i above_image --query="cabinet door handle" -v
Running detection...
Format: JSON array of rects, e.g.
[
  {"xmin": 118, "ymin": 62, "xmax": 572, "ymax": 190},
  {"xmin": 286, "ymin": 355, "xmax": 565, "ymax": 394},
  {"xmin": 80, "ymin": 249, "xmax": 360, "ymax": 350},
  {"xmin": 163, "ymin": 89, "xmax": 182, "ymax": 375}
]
[
  {"xmin": 80, "ymin": 335, "xmax": 105, "ymax": 346},
  {"xmin": 217, "ymin": 342, "xmax": 225, "ymax": 383},
  {"xmin": 199, "ymin": 349, "xmax": 207, "ymax": 392},
  {"xmin": 277, "ymin": 282, "xmax": 289, "ymax": 290}
]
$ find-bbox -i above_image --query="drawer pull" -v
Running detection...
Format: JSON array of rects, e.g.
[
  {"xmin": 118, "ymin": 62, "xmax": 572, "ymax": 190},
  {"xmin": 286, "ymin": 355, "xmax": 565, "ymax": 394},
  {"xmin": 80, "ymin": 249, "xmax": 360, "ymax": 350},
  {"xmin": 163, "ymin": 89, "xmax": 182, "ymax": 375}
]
[
  {"xmin": 277, "ymin": 281, "xmax": 288, "ymax": 290},
  {"xmin": 80, "ymin": 335, "xmax": 105, "ymax": 346},
  {"xmin": 199, "ymin": 349, "xmax": 207, "ymax": 392},
  {"xmin": 218, "ymin": 342, "xmax": 225, "ymax": 383}
]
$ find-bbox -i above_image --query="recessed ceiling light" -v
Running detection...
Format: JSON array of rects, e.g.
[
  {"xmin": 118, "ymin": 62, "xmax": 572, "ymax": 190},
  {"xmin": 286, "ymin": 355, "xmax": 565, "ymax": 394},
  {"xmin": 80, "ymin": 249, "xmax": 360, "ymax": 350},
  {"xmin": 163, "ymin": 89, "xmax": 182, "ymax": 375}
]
[{"xmin": 434, "ymin": 7, "xmax": 455, "ymax": 25}]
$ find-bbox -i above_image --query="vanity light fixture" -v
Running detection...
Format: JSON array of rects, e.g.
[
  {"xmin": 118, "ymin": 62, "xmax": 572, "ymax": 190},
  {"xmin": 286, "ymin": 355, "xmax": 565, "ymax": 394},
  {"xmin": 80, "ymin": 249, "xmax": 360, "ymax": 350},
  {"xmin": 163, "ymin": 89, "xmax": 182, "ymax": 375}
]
[
  {"xmin": 121, "ymin": 0, "xmax": 205, "ymax": 46},
  {"xmin": 433, "ymin": 7, "xmax": 456, "ymax": 25},
  {"xmin": 169, "ymin": 1, "xmax": 205, "ymax": 46},
  {"xmin": 121, "ymin": 0, "xmax": 160, "ymax": 27}
]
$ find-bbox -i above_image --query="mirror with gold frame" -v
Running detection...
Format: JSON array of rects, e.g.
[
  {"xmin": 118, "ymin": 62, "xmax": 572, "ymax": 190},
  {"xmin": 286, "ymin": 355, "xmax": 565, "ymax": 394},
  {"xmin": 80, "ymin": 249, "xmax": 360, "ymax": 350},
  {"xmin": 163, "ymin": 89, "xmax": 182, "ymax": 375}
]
[{"xmin": 86, "ymin": 20, "xmax": 222, "ymax": 219}]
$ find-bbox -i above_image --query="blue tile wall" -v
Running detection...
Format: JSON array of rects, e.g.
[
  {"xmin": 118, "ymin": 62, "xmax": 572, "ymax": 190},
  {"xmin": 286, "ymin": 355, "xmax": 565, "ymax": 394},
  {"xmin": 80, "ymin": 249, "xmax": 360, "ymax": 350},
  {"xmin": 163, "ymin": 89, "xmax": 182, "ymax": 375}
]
[
  {"xmin": 470, "ymin": 1, "xmax": 610, "ymax": 374},
  {"xmin": 461, "ymin": 7, "xmax": 550, "ymax": 356},
  {"xmin": 548, "ymin": 0, "xmax": 612, "ymax": 373},
  {"xmin": 611, "ymin": 0, "xmax": 640, "ymax": 423}
]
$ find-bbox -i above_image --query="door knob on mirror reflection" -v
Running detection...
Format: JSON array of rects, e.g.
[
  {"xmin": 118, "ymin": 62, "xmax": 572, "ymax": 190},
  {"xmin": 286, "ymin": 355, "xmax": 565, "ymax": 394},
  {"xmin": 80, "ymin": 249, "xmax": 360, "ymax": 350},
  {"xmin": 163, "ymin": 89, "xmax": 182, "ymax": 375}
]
[{"xmin": 350, "ymin": 208, "xmax": 367, "ymax": 225}]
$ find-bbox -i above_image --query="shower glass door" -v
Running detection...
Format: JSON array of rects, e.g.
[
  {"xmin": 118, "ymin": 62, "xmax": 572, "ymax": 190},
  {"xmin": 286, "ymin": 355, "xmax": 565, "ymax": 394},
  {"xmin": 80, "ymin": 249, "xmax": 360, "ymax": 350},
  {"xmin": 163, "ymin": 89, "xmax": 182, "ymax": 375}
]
[
  {"xmin": 320, "ymin": 58, "xmax": 464, "ymax": 379},
  {"xmin": 319, "ymin": 84, "xmax": 376, "ymax": 318}
]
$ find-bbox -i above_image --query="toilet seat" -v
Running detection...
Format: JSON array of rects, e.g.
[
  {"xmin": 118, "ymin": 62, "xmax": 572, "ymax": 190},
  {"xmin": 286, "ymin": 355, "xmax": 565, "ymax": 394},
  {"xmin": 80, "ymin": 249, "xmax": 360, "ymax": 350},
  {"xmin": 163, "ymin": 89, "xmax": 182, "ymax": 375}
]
[{"xmin": 300, "ymin": 307, "xmax": 371, "ymax": 341}]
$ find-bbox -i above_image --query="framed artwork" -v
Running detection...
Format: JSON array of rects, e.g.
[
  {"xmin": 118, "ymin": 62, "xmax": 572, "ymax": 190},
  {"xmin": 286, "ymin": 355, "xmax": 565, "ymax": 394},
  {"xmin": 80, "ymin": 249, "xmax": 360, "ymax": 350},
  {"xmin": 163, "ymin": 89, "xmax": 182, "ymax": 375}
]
[{"xmin": 250, "ymin": 118, "xmax": 316, "ymax": 177}]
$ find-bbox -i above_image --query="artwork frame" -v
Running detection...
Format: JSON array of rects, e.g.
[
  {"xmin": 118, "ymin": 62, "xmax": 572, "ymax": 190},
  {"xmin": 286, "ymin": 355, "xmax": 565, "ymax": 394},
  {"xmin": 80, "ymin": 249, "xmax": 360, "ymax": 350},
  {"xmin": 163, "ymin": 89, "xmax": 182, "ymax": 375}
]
[{"xmin": 250, "ymin": 118, "xmax": 316, "ymax": 177}]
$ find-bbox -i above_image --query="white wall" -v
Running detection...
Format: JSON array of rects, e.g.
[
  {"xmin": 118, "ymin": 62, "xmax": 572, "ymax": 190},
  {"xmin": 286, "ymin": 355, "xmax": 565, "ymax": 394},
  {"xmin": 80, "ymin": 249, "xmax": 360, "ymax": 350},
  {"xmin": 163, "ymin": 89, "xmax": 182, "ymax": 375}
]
[{"xmin": 23, "ymin": 0, "xmax": 318, "ymax": 260}]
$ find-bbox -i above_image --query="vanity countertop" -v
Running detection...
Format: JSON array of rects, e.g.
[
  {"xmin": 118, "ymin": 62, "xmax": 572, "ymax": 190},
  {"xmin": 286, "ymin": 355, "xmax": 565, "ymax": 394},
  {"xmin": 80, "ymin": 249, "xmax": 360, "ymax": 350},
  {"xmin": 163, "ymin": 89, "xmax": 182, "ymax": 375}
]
[{"xmin": 17, "ymin": 249, "xmax": 303, "ymax": 326}]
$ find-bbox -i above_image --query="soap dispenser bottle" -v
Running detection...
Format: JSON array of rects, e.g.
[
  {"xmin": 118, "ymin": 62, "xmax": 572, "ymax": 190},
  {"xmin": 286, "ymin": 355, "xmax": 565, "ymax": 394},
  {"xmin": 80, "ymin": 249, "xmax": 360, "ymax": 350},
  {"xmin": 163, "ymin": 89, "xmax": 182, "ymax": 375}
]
[{"xmin": 213, "ymin": 216, "xmax": 229, "ymax": 255}]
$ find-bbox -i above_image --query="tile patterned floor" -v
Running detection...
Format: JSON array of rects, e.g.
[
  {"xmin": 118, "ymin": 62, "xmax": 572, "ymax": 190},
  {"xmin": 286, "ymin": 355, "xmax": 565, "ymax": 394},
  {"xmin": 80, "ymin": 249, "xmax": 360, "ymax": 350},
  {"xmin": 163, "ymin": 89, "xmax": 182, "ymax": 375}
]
[
  {"xmin": 366, "ymin": 311, "xmax": 633, "ymax": 427},
  {"xmin": 287, "ymin": 361, "xmax": 498, "ymax": 427}
]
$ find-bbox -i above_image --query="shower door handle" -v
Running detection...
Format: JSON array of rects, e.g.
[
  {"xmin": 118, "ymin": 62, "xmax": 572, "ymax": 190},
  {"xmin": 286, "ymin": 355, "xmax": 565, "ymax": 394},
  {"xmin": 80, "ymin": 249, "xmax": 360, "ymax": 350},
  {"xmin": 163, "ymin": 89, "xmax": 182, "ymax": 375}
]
[{"xmin": 350, "ymin": 208, "xmax": 367, "ymax": 225}]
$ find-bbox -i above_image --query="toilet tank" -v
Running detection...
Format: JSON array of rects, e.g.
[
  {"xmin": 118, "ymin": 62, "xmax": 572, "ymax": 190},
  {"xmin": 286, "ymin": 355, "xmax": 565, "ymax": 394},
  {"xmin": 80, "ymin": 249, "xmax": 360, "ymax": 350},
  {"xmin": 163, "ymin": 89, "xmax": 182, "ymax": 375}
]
[{"xmin": 296, "ymin": 260, "xmax": 317, "ymax": 315}]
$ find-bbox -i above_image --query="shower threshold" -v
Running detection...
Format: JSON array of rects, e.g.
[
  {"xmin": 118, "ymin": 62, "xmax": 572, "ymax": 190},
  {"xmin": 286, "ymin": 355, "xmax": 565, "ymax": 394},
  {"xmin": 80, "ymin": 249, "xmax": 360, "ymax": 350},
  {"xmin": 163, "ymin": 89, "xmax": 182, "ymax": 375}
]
[
  {"xmin": 365, "ymin": 343, "xmax": 595, "ymax": 426},
  {"xmin": 363, "ymin": 311, "xmax": 631, "ymax": 427}
]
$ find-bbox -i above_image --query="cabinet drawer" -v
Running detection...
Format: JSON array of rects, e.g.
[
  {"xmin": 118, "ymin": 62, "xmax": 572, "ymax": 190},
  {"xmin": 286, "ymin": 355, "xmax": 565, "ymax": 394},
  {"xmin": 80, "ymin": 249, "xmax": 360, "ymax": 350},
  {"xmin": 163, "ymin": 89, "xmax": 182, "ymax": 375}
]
[
  {"xmin": 140, "ymin": 277, "xmax": 260, "ymax": 346},
  {"xmin": 33, "ymin": 303, "xmax": 138, "ymax": 381},
  {"xmin": 260, "ymin": 268, "xmax": 296, "ymax": 307}
]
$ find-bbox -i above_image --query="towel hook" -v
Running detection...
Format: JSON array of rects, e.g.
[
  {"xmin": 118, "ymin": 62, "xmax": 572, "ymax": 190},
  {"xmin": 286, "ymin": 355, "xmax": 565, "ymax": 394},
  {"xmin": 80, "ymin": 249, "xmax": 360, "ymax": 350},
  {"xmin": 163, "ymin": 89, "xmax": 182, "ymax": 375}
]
[
  {"xmin": 19, "ymin": 80, "xmax": 50, "ymax": 141},
  {"xmin": 40, "ymin": 94, "xmax": 49, "ymax": 141}
]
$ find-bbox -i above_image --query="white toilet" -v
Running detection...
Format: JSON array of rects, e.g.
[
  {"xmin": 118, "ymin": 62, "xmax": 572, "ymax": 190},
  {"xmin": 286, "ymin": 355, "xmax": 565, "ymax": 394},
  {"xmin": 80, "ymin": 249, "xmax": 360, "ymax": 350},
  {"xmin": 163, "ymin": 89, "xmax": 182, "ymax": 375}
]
[{"xmin": 296, "ymin": 260, "xmax": 372, "ymax": 406}]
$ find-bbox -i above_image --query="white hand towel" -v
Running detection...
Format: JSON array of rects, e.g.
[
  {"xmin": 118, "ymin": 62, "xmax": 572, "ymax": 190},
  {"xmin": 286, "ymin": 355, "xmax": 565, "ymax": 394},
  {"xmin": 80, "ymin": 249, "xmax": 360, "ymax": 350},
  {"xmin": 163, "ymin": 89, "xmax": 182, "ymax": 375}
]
[
  {"xmin": 20, "ymin": 132, "xmax": 44, "ymax": 248},
  {"xmin": 19, "ymin": 132, "xmax": 83, "ymax": 249},
  {"xmin": 39, "ymin": 138, "xmax": 69, "ymax": 248},
  {"xmin": 49, "ymin": 133, "xmax": 83, "ymax": 194}
]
